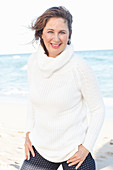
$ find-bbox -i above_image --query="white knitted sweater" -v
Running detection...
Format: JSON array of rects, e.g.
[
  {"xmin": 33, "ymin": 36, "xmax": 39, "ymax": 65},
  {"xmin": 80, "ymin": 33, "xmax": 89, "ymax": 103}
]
[{"xmin": 26, "ymin": 44, "xmax": 105, "ymax": 162}]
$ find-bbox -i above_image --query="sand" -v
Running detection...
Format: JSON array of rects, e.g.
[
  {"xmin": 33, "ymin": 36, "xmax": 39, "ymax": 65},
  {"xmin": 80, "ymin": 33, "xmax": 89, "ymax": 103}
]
[{"xmin": 0, "ymin": 99, "xmax": 113, "ymax": 170}]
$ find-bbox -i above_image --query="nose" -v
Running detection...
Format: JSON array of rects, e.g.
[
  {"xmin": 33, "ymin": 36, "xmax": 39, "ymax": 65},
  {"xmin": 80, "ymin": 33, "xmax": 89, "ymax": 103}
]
[{"xmin": 53, "ymin": 33, "xmax": 60, "ymax": 42}]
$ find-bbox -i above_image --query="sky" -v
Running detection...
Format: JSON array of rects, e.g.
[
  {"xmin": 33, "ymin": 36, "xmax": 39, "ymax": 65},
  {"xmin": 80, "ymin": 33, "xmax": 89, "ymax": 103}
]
[{"xmin": 0, "ymin": 0, "xmax": 113, "ymax": 54}]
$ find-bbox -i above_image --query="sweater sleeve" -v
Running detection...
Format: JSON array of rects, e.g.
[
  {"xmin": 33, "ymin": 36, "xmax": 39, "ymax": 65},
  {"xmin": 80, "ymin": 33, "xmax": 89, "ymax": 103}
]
[
  {"xmin": 76, "ymin": 58, "xmax": 105, "ymax": 152},
  {"xmin": 25, "ymin": 55, "xmax": 35, "ymax": 133},
  {"xmin": 25, "ymin": 98, "xmax": 35, "ymax": 133}
]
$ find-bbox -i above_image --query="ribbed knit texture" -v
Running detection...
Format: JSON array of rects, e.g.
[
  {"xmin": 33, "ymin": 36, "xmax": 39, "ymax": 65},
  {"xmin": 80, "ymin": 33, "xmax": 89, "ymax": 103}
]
[{"xmin": 26, "ymin": 44, "xmax": 105, "ymax": 162}]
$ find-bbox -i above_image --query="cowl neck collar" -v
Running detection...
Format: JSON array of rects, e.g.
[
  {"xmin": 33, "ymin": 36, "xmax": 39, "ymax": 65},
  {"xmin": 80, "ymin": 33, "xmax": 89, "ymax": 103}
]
[{"xmin": 37, "ymin": 44, "xmax": 74, "ymax": 78}]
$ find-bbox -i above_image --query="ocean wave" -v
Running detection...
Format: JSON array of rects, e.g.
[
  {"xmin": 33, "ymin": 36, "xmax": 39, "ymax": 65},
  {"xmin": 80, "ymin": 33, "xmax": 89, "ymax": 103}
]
[
  {"xmin": 0, "ymin": 88, "xmax": 28, "ymax": 96},
  {"xmin": 13, "ymin": 55, "xmax": 21, "ymax": 59},
  {"xmin": 21, "ymin": 64, "xmax": 27, "ymax": 70},
  {"xmin": 109, "ymin": 65, "xmax": 113, "ymax": 68}
]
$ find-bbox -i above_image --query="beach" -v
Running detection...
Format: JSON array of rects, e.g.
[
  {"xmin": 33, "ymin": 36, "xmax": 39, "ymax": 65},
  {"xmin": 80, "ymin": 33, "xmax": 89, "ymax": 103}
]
[{"xmin": 0, "ymin": 98, "xmax": 113, "ymax": 170}]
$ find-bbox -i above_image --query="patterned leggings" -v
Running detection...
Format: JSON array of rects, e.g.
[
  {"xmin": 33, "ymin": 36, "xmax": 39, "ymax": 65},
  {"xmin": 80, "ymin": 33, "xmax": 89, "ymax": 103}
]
[{"xmin": 20, "ymin": 146, "xmax": 96, "ymax": 170}]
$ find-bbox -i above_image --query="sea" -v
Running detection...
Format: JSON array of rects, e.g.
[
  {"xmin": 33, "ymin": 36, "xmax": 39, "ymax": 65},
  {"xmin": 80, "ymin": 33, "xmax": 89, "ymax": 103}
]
[{"xmin": 0, "ymin": 49, "xmax": 113, "ymax": 103}]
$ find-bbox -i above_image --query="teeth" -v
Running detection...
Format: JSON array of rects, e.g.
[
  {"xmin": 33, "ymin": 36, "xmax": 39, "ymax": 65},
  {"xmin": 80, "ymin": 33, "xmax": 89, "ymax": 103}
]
[{"xmin": 52, "ymin": 44, "xmax": 59, "ymax": 47}]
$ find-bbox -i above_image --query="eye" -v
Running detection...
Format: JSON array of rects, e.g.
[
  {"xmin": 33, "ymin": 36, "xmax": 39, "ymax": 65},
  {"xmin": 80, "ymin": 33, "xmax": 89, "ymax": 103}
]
[
  {"xmin": 60, "ymin": 31, "xmax": 66, "ymax": 34},
  {"xmin": 47, "ymin": 31, "xmax": 54, "ymax": 33}
]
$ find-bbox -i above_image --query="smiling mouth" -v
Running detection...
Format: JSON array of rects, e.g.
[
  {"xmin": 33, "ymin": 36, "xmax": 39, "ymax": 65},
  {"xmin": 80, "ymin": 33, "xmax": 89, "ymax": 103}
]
[{"xmin": 50, "ymin": 43, "xmax": 61, "ymax": 49}]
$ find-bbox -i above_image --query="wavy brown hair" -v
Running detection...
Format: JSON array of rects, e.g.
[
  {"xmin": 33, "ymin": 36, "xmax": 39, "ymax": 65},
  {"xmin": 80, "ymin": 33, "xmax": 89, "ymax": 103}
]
[{"xmin": 31, "ymin": 6, "xmax": 73, "ymax": 55}]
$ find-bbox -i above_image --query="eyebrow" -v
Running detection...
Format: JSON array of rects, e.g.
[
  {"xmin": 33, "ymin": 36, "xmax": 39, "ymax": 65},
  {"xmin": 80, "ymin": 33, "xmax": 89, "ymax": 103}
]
[{"xmin": 47, "ymin": 29, "xmax": 67, "ymax": 32}]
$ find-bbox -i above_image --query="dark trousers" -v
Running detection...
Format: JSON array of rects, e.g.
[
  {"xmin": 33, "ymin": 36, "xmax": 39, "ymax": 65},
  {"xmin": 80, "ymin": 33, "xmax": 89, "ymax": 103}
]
[{"xmin": 20, "ymin": 146, "xmax": 96, "ymax": 170}]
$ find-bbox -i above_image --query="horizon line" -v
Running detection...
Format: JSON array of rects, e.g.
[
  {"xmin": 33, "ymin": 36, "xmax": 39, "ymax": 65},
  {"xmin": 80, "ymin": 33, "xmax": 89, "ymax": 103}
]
[{"xmin": 0, "ymin": 48, "xmax": 113, "ymax": 56}]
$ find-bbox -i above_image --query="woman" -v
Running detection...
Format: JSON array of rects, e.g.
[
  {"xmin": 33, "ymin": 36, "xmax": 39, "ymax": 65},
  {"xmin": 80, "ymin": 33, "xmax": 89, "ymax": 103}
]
[{"xmin": 20, "ymin": 6, "xmax": 105, "ymax": 170}]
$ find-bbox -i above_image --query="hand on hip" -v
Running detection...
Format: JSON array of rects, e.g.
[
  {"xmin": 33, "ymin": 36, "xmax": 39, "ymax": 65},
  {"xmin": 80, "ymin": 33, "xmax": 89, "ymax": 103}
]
[
  {"xmin": 67, "ymin": 144, "xmax": 89, "ymax": 169},
  {"xmin": 24, "ymin": 132, "xmax": 35, "ymax": 160}
]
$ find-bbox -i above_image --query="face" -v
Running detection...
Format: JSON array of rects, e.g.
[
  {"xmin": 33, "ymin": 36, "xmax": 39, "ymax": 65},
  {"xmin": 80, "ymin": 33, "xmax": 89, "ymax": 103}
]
[{"xmin": 41, "ymin": 17, "xmax": 69, "ymax": 58}]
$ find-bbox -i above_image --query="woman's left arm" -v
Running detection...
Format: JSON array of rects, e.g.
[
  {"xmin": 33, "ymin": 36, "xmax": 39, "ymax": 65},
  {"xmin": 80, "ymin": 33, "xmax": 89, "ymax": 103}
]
[
  {"xmin": 67, "ymin": 59, "xmax": 105, "ymax": 169},
  {"xmin": 78, "ymin": 59, "xmax": 105, "ymax": 152}
]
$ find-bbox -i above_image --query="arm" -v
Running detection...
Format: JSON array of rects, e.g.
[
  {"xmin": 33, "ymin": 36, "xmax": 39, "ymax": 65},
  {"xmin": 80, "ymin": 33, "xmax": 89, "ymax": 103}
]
[
  {"xmin": 25, "ymin": 54, "xmax": 35, "ymax": 133},
  {"xmin": 24, "ymin": 55, "xmax": 36, "ymax": 160},
  {"xmin": 77, "ymin": 59, "xmax": 105, "ymax": 152},
  {"xmin": 25, "ymin": 98, "xmax": 35, "ymax": 133},
  {"xmin": 67, "ymin": 58, "xmax": 105, "ymax": 169}
]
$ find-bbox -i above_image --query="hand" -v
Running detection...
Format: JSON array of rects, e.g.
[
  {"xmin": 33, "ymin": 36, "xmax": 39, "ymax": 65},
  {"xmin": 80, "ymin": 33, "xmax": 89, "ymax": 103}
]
[
  {"xmin": 24, "ymin": 132, "xmax": 35, "ymax": 160},
  {"xmin": 67, "ymin": 144, "xmax": 89, "ymax": 169}
]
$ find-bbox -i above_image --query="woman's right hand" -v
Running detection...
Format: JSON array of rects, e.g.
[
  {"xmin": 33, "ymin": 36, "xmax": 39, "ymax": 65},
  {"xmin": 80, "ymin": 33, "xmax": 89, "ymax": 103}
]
[{"xmin": 24, "ymin": 132, "xmax": 35, "ymax": 160}]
